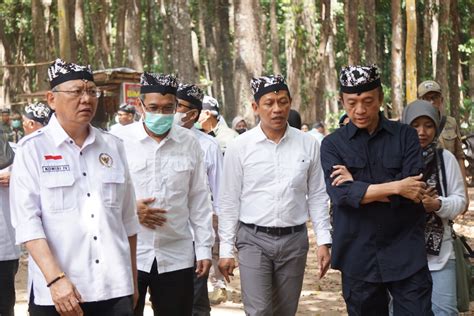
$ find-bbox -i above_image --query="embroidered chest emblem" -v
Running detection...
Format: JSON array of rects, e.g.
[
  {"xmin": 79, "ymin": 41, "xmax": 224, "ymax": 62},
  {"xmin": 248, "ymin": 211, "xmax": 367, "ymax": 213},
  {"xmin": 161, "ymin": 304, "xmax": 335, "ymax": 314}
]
[{"xmin": 99, "ymin": 153, "xmax": 113, "ymax": 168}]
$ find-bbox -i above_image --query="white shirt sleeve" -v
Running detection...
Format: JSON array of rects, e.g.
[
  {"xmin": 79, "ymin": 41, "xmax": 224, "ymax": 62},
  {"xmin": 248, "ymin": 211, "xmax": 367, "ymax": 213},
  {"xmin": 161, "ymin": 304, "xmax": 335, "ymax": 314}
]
[
  {"xmin": 188, "ymin": 141, "xmax": 214, "ymax": 261},
  {"xmin": 307, "ymin": 142, "xmax": 332, "ymax": 245},
  {"xmin": 207, "ymin": 143, "xmax": 223, "ymax": 215},
  {"xmin": 218, "ymin": 142, "xmax": 242, "ymax": 258}
]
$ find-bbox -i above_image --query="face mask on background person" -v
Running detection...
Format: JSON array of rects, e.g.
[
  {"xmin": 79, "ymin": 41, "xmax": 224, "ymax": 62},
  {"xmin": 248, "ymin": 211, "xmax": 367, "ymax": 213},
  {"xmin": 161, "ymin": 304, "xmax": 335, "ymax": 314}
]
[
  {"xmin": 235, "ymin": 128, "xmax": 247, "ymax": 135},
  {"xmin": 11, "ymin": 119, "xmax": 21, "ymax": 129},
  {"xmin": 173, "ymin": 111, "xmax": 193, "ymax": 127}
]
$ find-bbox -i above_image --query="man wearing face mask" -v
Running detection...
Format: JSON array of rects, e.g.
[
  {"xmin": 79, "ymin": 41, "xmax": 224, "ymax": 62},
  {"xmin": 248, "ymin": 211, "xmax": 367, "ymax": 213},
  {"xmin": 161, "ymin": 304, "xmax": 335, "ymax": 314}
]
[
  {"xmin": 10, "ymin": 112, "xmax": 24, "ymax": 143},
  {"xmin": 112, "ymin": 73, "xmax": 213, "ymax": 316}
]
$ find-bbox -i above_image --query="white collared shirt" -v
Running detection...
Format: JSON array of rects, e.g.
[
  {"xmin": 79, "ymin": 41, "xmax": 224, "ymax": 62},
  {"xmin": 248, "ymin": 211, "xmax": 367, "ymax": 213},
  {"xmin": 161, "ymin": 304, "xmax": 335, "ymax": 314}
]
[
  {"xmin": 192, "ymin": 127, "xmax": 223, "ymax": 214},
  {"xmin": 10, "ymin": 115, "xmax": 139, "ymax": 305},
  {"xmin": 212, "ymin": 118, "xmax": 238, "ymax": 153},
  {"xmin": 112, "ymin": 122, "xmax": 213, "ymax": 274},
  {"xmin": 219, "ymin": 124, "xmax": 332, "ymax": 258}
]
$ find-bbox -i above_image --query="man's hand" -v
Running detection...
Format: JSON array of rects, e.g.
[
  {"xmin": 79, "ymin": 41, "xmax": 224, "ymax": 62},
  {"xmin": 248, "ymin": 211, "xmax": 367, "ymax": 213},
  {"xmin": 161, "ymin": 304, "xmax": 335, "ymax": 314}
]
[
  {"xmin": 397, "ymin": 174, "xmax": 426, "ymax": 203},
  {"xmin": 317, "ymin": 245, "xmax": 331, "ymax": 279},
  {"xmin": 422, "ymin": 193, "xmax": 441, "ymax": 213},
  {"xmin": 136, "ymin": 197, "xmax": 167, "ymax": 229},
  {"xmin": 132, "ymin": 285, "xmax": 139, "ymax": 309},
  {"xmin": 195, "ymin": 259, "xmax": 212, "ymax": 278},
  {"xmin": 50, "ymin": 277, "xmax": 83, "ymax": 316},
  {"xmin": 0, "ymin": 171, "xmax": 10, "ymax": 187},
  {"xmin": 218, "ymin": 258, "xmax": 236, "ymax": 283},
  {"xmin": 330, "ymin": 165, "xmax": 353, "ymax": 186}
]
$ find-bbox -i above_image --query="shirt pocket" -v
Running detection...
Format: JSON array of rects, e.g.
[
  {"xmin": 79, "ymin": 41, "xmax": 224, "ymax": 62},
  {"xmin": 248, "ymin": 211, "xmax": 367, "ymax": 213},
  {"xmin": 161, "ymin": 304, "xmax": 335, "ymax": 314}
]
[
  {"xmin": 288, "ymin": 155, "xmax": 311, "ymax": 190},
  {"xmin": 41, "ymin": 173, "xmax": 77, "ymax": 213},
  {"xmin": 101, "ymin": 170, "xmax": 125, "ymax": 209},
  {"xmin": 382, "ymin": 156, "xmax": 402, "ymax": 179},
  {"xmin": 344, "ymin": 157, "xmax": 366, "ymax": 179},
  {"xmin": 129, "ymin": 159, "xmax": 151, "ymax": 190},
  {"xmin": 164, "ymin": 159, "xmax": 193, "ymax": 194}
]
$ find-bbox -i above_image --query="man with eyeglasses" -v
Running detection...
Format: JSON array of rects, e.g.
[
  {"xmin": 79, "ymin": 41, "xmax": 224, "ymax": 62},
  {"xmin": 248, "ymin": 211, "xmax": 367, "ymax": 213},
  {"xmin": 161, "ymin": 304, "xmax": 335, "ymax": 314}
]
[
  {"xmin": 112, "ymin": 73, "xmax": 213, "ymax": 316},
  {"xmin": 418, "ymin": 80, "xmax": 469, "ymax": 213},
  {"xmin": 10, "ymin": 58, "xmax": 140, "ymax": 315}
]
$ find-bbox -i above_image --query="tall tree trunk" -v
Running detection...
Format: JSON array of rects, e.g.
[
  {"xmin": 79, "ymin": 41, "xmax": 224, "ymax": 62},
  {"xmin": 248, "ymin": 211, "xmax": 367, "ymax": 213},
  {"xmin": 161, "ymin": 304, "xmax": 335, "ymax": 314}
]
[
  {"xmin": 421, "ymin": 0, "xmax": 433, "ymax": 79},
  {"xmin": 343, "ymin": 0, "xmax": 360, "ymax": 65},
  {"xmin": 217, "ymin": 0, "xmax": 236, "ymax": 119},
  {"xmin": 75, "ymin": 0, "xmax": 89, "ymax": 63},
  {"xmin": 431, "ymin": 0, "xmax": 439, "ymax": 77},
  {"xmin": 125, "ymin": 0, "xmax": 143, "ymax": 71},
  {"xmin": 405, "ymin": 0, "xmax": 417, "ymax": 103},
  {"xmin": 363, "ymin": 0, "xmax": 376, "ymax": 64},
  {"xmin": 58, "ymin": 0, "xmax": 72, "ymax": 61},
  {"xmin": 448, "ymin": 0, "xmax": 460, "ymax": 121},
  {"xmin": 234, "ymin": 0, "xmax": 263, "ymax": 124},
  {"xmin": 114, "ymin": 0, "xmax": 126, "ymax": 66},
  {"xmin": 435, "ymin": 2, "xmax": 450, "ymax": 111},
  {"xmin": 270, "ymin": 0, "xmax": 281, "ymax": 74},
  {"xmin": 0, "ymin": 19, "xmax": 13, "ymax": 107},
  {"xmin": 144, "ymin": 0, "xmax": 154, "ymax": 69},
  {"xmin": 68, "ymin": 0, "xmax": 78, "ymax": 62},
  {"xmin": 90, "ymin": 0, "xmax": 110, "ymax": 69},
  {"xmin": 167, "ymin": 1, "xmax": 197, "ymax": 83},
  {"xmin": 285, "ymin": 3, "xmax": 303, "ymax": 115},
  {"xmin": 159, "ymin": 0, "xmax": 172, "ymax": 73},
  {"xmin": 197, "ymin": 1, "xmax": 212, "ymax": 95},
  {"xmin": 32, "ymin": 0, "xmax": 49, "ymax": 90},
  {"xmin": 391, "ymin": 0, "xmax": 403, "ymax": 118},
  {"xmin": 325, "ymin": 0, "xmax": 338, "ymax": 119},
  {"xmin": 470, "ymin": 0, "xmax": 474, "ymax": 124}
]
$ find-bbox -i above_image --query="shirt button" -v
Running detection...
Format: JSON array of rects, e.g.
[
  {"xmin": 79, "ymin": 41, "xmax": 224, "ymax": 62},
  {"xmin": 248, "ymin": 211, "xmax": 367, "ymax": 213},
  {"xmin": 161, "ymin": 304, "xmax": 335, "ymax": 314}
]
[
  {"xmin": 80, "ymin": 152, "xmax": 83, "ymax": 155},
  {"xmin": 95, "ymin": 259, "xmax": 99, "ymax": 264},
  {"xmin": 87, "ymin": 193, "xmax": 90, "ymax": 197},
  {"xmin": 69, "ymin": 140, "xmax": 73, "ymax": 144},
  {"xmin": 91, "ymin": 214, "xmax": 94, "ymax": 218},
  {"xmin": 82, "ymin": 172, "xmax": 87, "ymax": 176},
  {"xmin": 93, "ymin": 236, "xmax": 97, "ymax": 240}
]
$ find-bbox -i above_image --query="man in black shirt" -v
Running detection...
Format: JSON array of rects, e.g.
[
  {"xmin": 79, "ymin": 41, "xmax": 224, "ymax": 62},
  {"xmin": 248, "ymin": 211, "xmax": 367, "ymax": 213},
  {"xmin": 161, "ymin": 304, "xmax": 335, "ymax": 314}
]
[{"xmin": 320, "ymin": 65, "xmax": 433, "ymax": 315}]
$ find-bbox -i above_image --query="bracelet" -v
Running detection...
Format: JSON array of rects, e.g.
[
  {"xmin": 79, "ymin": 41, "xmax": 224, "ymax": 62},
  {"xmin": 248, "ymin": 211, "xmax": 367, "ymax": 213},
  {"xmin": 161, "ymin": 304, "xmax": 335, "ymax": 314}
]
[{"xmin": 47, "ymin": 272, "xmax": 66, "ymax": 287}]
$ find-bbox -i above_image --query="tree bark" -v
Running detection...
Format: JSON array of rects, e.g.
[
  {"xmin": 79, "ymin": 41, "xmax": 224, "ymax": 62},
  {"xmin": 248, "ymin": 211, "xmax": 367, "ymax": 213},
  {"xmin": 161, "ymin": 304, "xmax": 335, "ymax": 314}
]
[
  {"xmin": 470, "ymin": 0, "xmax": 474, "ymax": 124},
  {"xmin": 68, "ymin": 0, "xmax": 78, "ymax": 62},
  {"xmin": 90, "ymin": 0, "xmax": 110, "ymax": 69},
  {"xmin": 58, "ymin": 0, "xmax": 72, "ymax": 61},
  {"xmin": 0, "ymin": 19, "xmax": 13, "ymax": 106},
  {"xmin": 75, "ymin": 0, "xmax": 89, "ymax": 63},
  {"xmin": 420, "ymin": 0, "xmax": 432, "ymax": 79},
  {"xmin": 114, "ymin": 0, "xmax": 126, "ymax": 66},
  {"xmin": 285, "ymin": 3, "xmax": 303, "ymax": 115},
  {"xmin": 270, "ymin": 0, "xmax": 281, "ymax": 74},
  {"xmin": 431, "ymin": 0, "xmax": 439, "ymax": 77},
  {"xmin": 448, "ymin": 0, "xmax": 460, "ymax": 121},
  {"xmin": 343, "ymin": 0, "xmax": 360, "ymax": 65},
  {"xmin": 233, "ymin": 0, "xmax": 263, "ymax": 124},
  {"xmin": 197, "ymin": 1, "xmax": 212, "ymax": 95},
  {"xmin": 363, "ymin": 0, "xmax": 377, "ymax": 64},
  {"xmin": 32, "ymin": 0, "xmax": 49, "ymax": 90},
  {"xmin": 405, "ymin": 0, "xmax": 417, "ymax": 103},
  {"xmin": 159, "ymin": 0, "xmax": 172, "ymax": 73},
  {"xmin": 391, "ymin": 0, "xmax": 403, "ymax": 118},
  {"xmin": 325, "ymin": 0, "xmax": 338, "ymax": 119},
  {"xmin": 435, "ymin": 2, "xmax": 450, "ymax": 111},
  {"xmin": 144, "ymin": 0, "xmax": 154, "ymax": 69},
  {"xmin": 125, "ymin": 0, "xmax": 143, "ymax": 71}
]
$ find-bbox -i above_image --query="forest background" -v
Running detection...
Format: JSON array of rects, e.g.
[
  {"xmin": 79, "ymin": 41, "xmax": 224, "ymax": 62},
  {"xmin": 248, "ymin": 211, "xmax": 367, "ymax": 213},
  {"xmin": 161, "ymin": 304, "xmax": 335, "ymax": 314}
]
[{"xmin": 0, "ymin": 0, "xmax": 472, "ymax": 130}]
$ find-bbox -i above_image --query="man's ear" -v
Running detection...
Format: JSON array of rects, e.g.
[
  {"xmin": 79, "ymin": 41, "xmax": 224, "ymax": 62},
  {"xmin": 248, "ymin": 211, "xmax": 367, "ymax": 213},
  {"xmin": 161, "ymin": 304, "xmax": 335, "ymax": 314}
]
[
  {"xmin": 46, "ymin": 91, "xmax": 56, "ymax": 110},
  {"xmin": 189, "ymin": 109, "xmax": 199, "ymax": 122},
  {"xmin": 251, "ymin": 101, "xmax": 258, "ymax": 112}
]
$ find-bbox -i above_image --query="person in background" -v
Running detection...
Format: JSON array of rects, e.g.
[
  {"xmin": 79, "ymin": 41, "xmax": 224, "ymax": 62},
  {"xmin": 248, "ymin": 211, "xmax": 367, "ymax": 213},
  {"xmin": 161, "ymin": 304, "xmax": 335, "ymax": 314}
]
[
  {"xmin": 309, "ymin": 121, "xmax": 326, "ymax": 144},
  {"xmin": 0, "ymin": 109, "xmax": 12, "ymax": 136},
  {"xmin": 402, "ymin": 100, "xmax": 465, "ymax": 315},
  {"xmin": 22, "ymin": 102, "xmax": 52, "ymax": 135},
  {"xmin": 301, "ymin": 123, "xmax": 310, "ymax": 132},
  {"xmin": 110, "ymin": 103, "xmax": 136, "ymax": 133},
  {"xmin": 10, "ymin": 112, "xmax": 24, "ymax": 143},
  {"xmin": 198, "ymin": 96, "xmax": 238, "ymax": 153},
  {"xmin": 339, "ymin": 113, "xmax": 350, "ymax": 128},
  {"xmin": 418, "ymin": 80, "xmax": 469, "ymax": 214},
  {"xmin": 218, "ymin": 74, "xmax": 331, "ymax": 315},
  {"xmin": 287, "ymin": 108, "xmax": 302, "ymax": 129},
  {"xmin": 231, "ymin": 116, "xmax": 248, "ymax": 135}
]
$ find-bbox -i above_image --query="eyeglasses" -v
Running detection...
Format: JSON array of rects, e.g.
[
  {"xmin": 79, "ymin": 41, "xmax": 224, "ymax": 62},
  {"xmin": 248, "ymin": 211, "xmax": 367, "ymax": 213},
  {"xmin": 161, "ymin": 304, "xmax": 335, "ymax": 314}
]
[
  {"xmin": 421, "ymin": 94, "xmax": 442, "ymax": 103},
  {"xmin": 53, "ymin": 88, "xmax": 102, "ymax": 98},
  {"xmin": 139, "ymin": 99, "xmax": 176, "ymax": 114}
]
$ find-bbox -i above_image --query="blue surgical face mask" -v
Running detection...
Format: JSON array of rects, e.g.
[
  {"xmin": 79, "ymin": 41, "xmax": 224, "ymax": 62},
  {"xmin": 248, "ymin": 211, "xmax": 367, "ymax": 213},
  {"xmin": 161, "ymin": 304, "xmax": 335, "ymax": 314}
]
[
  {"xmin": 12, "ymin": 120, "xmax": 21, "ymax": 129},
  {"xmin": 143, "ymin": 112, "xmax": 174, "ymax": 135}
]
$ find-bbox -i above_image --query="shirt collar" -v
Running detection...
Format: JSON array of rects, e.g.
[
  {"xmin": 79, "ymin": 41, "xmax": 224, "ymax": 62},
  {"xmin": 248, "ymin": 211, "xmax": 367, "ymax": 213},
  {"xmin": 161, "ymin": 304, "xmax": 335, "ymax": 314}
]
[
  {"xmin": 48, "ymin": 114, "xmax": 96, "ymax": 148},
  {"xmin": 255, "ymin": 122, "xmax": 291, "ymax": 143},
  {"xmin": 347, "ymin": 112, "xmax": 394, "ymax": 139}
]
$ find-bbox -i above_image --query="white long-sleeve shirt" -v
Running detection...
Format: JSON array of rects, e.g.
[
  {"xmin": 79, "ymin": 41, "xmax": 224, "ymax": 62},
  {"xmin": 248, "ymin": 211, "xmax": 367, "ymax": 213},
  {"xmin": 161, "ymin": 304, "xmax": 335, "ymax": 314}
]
[
  {"xmin": 219, "ymin": 124, "xmax": 332, "ymax": 258},
  {"xmin": 113, "ymin": 122, "xmax": 213, "ymax": 274},
  {"xmin": 428, "ymin": 149, "xmax": 466, "ymax": 271},
  {"xmin": 10, "ymin": 115, "xmax": 139, "ymax": 305}
]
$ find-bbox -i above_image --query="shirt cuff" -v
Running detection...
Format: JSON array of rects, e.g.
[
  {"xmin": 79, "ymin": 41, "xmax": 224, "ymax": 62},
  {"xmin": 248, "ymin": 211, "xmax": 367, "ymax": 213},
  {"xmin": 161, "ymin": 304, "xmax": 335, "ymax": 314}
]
[
  {"xmin": 219, "ymin": 242, "xmax": 234, "ymax": 259},
  {"xmin": 315, "ymin": 229, "xmax": 332, "ymax": 246},
  {"xmin": 123, "ymin": 215, "xmax": 140, "ymax": 237},
  {"xmin": 15, "ymin": 218, "xmax": 46, "ymax": 245},
  {"xmin": 347, "ymin": 181, "xmax": 370, "ymax": 208},
  {"xmin": 195, "ymin": 246, "xmax": 212, "ymax": 261}
]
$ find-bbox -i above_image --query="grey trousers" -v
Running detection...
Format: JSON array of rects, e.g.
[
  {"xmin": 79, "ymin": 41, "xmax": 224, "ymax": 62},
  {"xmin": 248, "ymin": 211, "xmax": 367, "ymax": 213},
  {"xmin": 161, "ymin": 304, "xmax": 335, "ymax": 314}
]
[{"xmin": 236, "ymin": 223, "xmax": 309, "ymax": 316}]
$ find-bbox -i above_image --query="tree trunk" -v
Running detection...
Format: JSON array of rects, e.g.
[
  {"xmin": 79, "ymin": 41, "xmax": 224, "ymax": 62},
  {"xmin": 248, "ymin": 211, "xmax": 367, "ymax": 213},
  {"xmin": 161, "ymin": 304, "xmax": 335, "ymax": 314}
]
[
  {"xmin": 75, "ymin": 0, "xmax": 89, "ymax": 63},
  {"xmin": 420, "ymin": 0, "xmax": 432, "ymax": 79},
  {"xmin": 90, "ymin": 0, "xmax": 110, "ymax": 69},
  {"xmin": 431, "ymin": 0, "xmax": 439, "ymax": 77},
  {"xmin": 343, "ymin": 0, "xmax": 360, "ymax": 65},
  {"xmin": 435, "ymin": 2, "xmax": 450, "ymax": 111},
  {"xmin": 391, "ymin": 0, "xmax": 403, "ymax": 118},
  {"xmin": 325, "ymin": 0, "xmax": 338, "ymax": 119},
  {"xmin": 234, "ymin": 0, "xmax": 263, "ymax": 124},
  {"xmin": 125, "ymin": 0, "xmax": 143, "ymax": 71},
  {"xmin": 448, "ymin": 0, "xmax": 460, "ymax": 121},
  {"xmin": 270, "ymin": 0, "xmax": 281, "ymax": 74},
  {"xmin": 144, "ymin": 0, "xmax": 154, "ymax": 69},
  {"xmin": 114, "ymin": 0, "xmax": 126, "ymax": 66},
  {"xmin": 470, "ymin": 1, "xmax": 474, "ymax": 124},
  {"xmin": 58, "ymin": 0, "xmax": 72, "ymax": 61},
  {"xmin": 68, "ymin": 0, "xmax": 78, "ymax": 62},
  {"xmin": 217, "ymin": 0, "xmax": 236, "ymax": 119},
  {"xmin": 167, "ymin": 1, "xmax": 197, "ymax": 83},
  {"xmin": 285, "ymin": 3, "xmax": 303, "ymax": 115},
  {"xmin": 32, "ymin": 0, "xmax": 49, "ymax": 90},
  {"xmin": 405, "ymin": 0, "xmax": 417, "ymax": 103},
  {"xmin": 159, "ymin": 0, "xmax": 172, "ymax": 73},
  {"xmin": 363, "ymin": 0, "xmax": 376, "ymax": 64},
  {"xmin": 197, "ymin": 1, "xmax": 211, "ymax": 95},
  {"xmin": 0, "ymin": 19, "xmax": 13, "ymax": 106}
]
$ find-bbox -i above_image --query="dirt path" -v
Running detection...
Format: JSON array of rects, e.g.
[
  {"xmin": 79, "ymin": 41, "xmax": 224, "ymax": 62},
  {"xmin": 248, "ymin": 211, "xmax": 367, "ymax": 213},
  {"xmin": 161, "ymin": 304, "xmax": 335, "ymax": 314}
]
[{"xmin": 14, "ymin": 188, "xmax": 474, "ymax": 315}]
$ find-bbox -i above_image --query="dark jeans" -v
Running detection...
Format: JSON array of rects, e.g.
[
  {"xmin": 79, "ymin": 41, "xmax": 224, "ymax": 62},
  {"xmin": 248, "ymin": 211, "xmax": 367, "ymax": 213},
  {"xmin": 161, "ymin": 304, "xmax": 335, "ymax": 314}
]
[
  {"xmin": 0, "ymin": 259, "xmax": 19, "ymax": 316},
  {"xmin": 192, "ymin": 262, "xmax": 210, "ymax": 316},
  {"xmin": 29, "ymin": 290, "xmax": 133, "ymax": 316},
  {"xmin": 134, "ymin": 259, "xmax": 194, "ymax": 316},
  {"xmin": 342, "ymin": 265, "xmax": 433, "ymax": 316}
]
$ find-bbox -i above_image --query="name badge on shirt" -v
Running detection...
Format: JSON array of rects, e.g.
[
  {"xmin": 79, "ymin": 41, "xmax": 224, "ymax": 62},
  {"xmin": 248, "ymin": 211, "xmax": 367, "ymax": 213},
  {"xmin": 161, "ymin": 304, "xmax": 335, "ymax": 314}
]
[{"xmin": 42, "ymin": 165, "xmax": 70, "ymax": 172}]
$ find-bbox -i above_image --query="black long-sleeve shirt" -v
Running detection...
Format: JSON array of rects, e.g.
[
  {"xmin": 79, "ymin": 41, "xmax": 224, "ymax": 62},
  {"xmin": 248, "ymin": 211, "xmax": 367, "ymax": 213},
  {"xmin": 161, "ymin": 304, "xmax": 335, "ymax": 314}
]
[{"xmin": 320, "ymin": 114, "xmax": 427, "ymax": 282}]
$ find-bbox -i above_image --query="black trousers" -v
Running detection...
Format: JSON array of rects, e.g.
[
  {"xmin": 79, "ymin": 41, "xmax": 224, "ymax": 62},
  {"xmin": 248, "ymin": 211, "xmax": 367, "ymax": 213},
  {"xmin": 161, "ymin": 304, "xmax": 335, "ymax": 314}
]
[
  {"xmin": 342, "ymin": 265, "xmax": 433, "ymax": 316},
  {"xmin": 29, "ymin": 290, "xmax": 133, "ymax": 316},
  {"xmin": 134, "ymin": 259, "xmax": 194, "ymax": 316},
  {"xmin": 0, "ymin": 259, "xmax": 19, "ymax": 316},
  {"xmin": 192, "ymin": 262, "xmax": 210, "ymax": 316}
]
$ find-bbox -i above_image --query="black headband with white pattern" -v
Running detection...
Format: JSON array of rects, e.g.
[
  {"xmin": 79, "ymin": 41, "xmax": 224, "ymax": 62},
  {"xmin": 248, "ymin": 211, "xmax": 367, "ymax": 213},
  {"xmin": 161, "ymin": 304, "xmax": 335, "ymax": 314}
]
[
  {"xmin": 250, "ymin": 74, "xmax": 290, "ymax": 101},
  {"xmin": 177, "ymin": 84, "xmax": 204, "ymax": 109},
  {"xmin": 140, "ymin": 72, "xmax": 179, "ymax": 95},
  {"xmin": 24, "ymin": 102, "xmax": 52, "ymax": 125},
  {"xmin": 48, "ymin": 58, "xmax": 94, "ymax": 89},
  {"xmin": 339, "ymin": 64, "xmax": 381, "ymax": 94}
]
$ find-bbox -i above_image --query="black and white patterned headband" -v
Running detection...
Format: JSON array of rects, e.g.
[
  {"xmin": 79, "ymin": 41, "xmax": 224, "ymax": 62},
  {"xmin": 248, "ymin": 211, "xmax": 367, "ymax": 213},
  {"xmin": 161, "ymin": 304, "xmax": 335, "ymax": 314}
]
[
  {"xmin": 140, "ymin": 72, "xmax": 179, "ymax": 95},
  {"xmin": 48, "ymin": 58, "xmax": 94, "ymax": 89},
  {"xmin": 177, "ymin": 84, "xmax": 204, "ymax": 109},
  {"xmin": 250, "ymin": 74, "xmax": 290, "ymax": 101},
  {"xmin": 24, "ymin": 102, "xmax": 52, "ymax": 125},
  {"xmin": 339, "ymin": 64, "xmax": 381, "ymax": 94}
]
